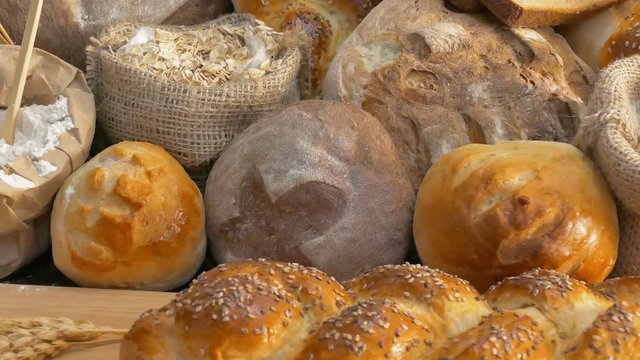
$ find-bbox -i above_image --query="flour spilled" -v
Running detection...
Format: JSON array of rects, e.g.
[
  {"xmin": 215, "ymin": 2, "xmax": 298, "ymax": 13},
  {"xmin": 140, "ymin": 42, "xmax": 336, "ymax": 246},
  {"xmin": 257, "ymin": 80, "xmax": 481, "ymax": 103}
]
[{"xmin": 0, "ymin": 96, "xmax": 72, "ymax": 187}]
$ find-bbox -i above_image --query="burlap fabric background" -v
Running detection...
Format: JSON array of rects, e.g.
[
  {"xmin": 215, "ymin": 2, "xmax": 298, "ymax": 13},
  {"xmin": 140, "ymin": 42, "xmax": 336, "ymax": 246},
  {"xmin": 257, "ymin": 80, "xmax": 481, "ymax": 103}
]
[
  {"xmin": 574, "ymin": 55, "xmax": 640, "ymax": 277},
  {"xmin": 86, "ymin": 14, "xmax": 304, "ymax": 186}
]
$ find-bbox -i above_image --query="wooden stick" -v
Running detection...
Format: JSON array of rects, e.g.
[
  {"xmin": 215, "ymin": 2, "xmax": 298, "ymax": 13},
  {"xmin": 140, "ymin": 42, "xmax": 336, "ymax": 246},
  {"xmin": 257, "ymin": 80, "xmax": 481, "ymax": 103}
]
[
  {"xmin": 0, "ymin": 22, "xmax": 13, "ymax": 45},
  {"xmin": 1, "ymin": 0, "xmax": 43, "ymax": 145}
]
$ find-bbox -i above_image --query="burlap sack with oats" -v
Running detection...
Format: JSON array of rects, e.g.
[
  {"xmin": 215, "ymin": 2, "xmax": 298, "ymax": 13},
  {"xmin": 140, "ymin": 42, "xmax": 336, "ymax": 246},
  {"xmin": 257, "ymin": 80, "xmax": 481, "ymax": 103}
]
[
  {"xmin": 86, "ymin": 14, "xmax": 304, "ymax": 175},
  {"xmin": 574, "ymin": 55, "xmax": 640, "ymax": 277}
]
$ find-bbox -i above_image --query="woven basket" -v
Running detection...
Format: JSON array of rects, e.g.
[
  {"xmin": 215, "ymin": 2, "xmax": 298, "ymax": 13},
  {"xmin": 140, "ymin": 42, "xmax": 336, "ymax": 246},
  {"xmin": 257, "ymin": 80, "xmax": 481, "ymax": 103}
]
[
  {"xmin": 574, "ymin": 55, "xmax": 640, "ymax": 277},
  {"xmin": 86, "ymin": 14, "xmax": 304, "ymax": 172}
]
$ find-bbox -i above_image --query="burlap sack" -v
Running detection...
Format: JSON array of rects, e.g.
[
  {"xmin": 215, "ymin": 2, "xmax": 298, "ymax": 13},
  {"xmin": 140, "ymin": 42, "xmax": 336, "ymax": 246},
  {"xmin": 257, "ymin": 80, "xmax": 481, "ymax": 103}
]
[
  {"xmin": 86, "ymin": 14, "xmax": 304, "ymax": 174},
  {"xmin": 574, "ymin": 55, "xmax": 640, "ymax": 277},
  {"xmin": 0, "ymin": 46, "xmax": 95, "ymax": 278}
]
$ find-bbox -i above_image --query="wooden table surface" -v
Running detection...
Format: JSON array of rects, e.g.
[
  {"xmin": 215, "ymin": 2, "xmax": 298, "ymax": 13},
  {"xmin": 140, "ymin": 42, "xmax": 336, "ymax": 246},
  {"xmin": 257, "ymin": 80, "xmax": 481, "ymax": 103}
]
[{"xmin": 0, "ymin": 284, "xmax": 175, "ymax": 359}]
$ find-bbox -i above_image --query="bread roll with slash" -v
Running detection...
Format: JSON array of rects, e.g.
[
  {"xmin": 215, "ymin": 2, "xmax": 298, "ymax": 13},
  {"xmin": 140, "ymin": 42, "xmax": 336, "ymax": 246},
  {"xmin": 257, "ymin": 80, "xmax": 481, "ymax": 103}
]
[{"xmin": 413, "ymin": 141, "xmax": 619, "ymax": 291}]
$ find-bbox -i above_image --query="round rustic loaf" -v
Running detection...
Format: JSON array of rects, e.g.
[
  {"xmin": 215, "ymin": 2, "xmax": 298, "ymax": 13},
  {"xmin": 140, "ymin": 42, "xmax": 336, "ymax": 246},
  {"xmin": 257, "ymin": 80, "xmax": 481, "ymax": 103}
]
[
  {"xmin": 413, "ymin": 141, "xmax": 619, "ymax": 291},
  {"xmin": 323, "ymin": 0, "xmax": 594, "ymax": 191},
  {"xmin": 51, "ymin": 142, "xmax": 206, "ymax": 291},
  {"xmin": 204, "ymin": 100, "xmax": 414, "ymax": 281}
]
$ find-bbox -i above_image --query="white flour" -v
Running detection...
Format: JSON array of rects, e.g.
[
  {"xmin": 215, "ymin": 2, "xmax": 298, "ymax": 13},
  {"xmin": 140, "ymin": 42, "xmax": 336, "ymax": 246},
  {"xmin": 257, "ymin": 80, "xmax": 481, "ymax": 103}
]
[
  {"xmin": 0, "ymin": 96, "xmax": 72, "ymax": 187},
  {"xmin": 34, "ymin": 160, "xmax": 57, "ymax": 177},
  {"xmin": 0, "ymin": 171, "xmax": 35, "ymax": 189}
]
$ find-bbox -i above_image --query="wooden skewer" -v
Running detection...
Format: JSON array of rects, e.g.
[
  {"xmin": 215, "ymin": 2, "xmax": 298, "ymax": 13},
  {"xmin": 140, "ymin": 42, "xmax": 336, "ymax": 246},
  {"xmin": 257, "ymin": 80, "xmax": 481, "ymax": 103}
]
[
  {"xmin": 0, "ymin": 22, "xmax": 13, "ymax": 45},
  {"xmin": 1, "ymin": 0, "xmax": 43, "ymax": 145}
]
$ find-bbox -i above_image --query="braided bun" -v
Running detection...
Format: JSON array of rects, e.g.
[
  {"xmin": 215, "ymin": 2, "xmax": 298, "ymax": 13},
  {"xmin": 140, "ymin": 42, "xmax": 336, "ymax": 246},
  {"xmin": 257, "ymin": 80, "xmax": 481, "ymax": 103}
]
[{"xmin": 121, "ymin": 262, "xmax": 640, "ymax": 359}]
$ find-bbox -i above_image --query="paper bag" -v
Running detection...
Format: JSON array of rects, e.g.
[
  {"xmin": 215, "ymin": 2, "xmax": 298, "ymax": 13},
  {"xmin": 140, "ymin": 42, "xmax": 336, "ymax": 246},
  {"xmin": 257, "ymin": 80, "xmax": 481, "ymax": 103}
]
[{"xmin": 0, "ymin": 46, "xmax": 95, "ymax": 279}]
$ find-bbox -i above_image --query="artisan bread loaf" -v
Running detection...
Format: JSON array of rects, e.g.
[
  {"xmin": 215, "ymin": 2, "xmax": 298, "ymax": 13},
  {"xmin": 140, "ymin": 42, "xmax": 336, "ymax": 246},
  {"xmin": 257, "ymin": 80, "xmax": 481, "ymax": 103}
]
[
  {"xmin": 51, "ymin": 142, "xmax": 206, "ymax": 291},
  {"xmin": 231, "ymin": 0, "xmax": 383, "ymax": 94},
  {"xmin": 0, "ymin": 0, "xmax": 230, "ymax": 69},
  {"xmin": 413, "ymin": 141, "xmax": 619, "ymax": 291},
  {"xmin": 323, "ymin": 0, "xmax": 594, "ymax": 190},
  {"xmin": 204, "ymin": 100, "xmax": 413, "ymax": 281},
  {"xmin": 121, "ymin": 260, "xmax": 640, "ymax": 359}
]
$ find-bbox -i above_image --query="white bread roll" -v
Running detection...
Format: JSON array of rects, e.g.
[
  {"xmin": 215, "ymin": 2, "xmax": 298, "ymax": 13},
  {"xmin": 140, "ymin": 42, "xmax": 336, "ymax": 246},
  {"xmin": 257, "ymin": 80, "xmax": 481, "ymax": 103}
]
[{"xmin": 51, "ymin": 142, "xmax": 206, "ymax": 291}]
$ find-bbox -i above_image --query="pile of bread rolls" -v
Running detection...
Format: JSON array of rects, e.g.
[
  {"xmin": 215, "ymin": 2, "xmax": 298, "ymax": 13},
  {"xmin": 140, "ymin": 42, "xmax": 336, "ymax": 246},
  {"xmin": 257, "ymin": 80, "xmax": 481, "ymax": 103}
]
[
  {"xmin": 33, "ymin": 0, "xmax": 640, "ymax": 294},
  {"xmin": 121, "ymin": 259, "xmax": 640, "ymax": 359},
  {"xmin": 0, "ymin": 0, "xmax": 627, "ymax": 358}
]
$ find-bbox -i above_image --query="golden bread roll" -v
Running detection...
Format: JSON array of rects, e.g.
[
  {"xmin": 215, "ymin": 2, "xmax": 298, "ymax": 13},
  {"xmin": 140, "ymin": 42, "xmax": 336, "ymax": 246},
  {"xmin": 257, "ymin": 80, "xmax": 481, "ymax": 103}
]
[
  {"xmin": 122, "ymin": 262, "xmax": 640, "ymax": 359},
  {"xmin": 414, "ymin": 141, "xmax": 619, "ymax": 291},
  {"xmin": 485, "ymin": 268, "xmax": 640, "ymax": 359},
  {"xmin": 120, "ymin": 260, "xmax": 352, "ymax": 359},
  {"xmin": 231, "ymin": 0, "xmax": 382, "ymax": 94},
  {"xmin": 593, "ymin": 276, "xmax": 640, "ymax": 304},
  {"xmin": 51, "ymin": 141, "xmax": 206, "ymax": 291},
  {"xmin": 562, "ymin": 0, "xmax": 640, "ymax": 70}
]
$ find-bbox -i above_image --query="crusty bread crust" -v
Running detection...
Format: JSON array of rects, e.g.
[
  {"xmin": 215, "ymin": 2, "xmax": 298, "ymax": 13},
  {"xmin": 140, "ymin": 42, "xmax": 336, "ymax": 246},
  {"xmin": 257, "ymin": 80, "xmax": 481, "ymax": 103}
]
[
  {"xmin": 448, "ymin": 0, "xmax": 484, "ymax": 11},
  {"xmin": 480, "ymin": 0, "xmax": 622, "ymax": 27}
]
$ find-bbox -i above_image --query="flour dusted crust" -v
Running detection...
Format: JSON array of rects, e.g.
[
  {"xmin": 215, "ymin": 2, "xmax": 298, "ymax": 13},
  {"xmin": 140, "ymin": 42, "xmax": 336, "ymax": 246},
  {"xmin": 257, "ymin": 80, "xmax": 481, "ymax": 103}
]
[
  {"xmin": 323, "ymin": 0, "xmax": 594, "ymax": 190},
  {"xmin": 205, "ymin": 100, "xmax": 413, "ymax": 281},
  {"xmin": 51, "ymin": 142, "xmax": 206, "ymax": 290}
]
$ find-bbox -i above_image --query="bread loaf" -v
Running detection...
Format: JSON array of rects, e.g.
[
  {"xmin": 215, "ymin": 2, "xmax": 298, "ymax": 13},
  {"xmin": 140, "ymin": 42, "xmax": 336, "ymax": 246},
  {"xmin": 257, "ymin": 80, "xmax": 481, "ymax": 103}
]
[
  {"xmin": 51, "ymin": 142, "xmax": 206, "ymax": 291},
  {"xmin": 323, "ymin": 0, "xmax": 594, "ymax": 190},
  {"xmin": 561, "ymin": 0, "xmax": 640, "ymax": 70},
  {"xmin": 447, "ymin": 0, "xmax": 484, "ymax": 11},
  {"xmin": 413, "ymin": 141, "xmax": 619, "ymax": 291},
  {"xmin": 231, "ymin": 0, "xmax": 383, "ymax": 95},
  {"xmin": 121, "ymin": 260, "xmax": 640, "ymax": 359},
  {"xmin": 0, "ymin": 0, "xmax": 230, "ymax": 69},
  {"xmin": 478, "ymin": 0, "xmax": 622, "ymax": 27},
  {"xmin": 204, "ymin": 100, "xmax": 413, "ymax": 281}
]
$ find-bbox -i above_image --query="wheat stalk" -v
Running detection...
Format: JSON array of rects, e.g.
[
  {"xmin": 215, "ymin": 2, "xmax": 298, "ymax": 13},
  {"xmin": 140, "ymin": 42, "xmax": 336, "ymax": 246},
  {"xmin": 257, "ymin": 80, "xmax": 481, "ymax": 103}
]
[{"xmin": 0, "ymin": 317, "xmax": 127, "ymax": 360}]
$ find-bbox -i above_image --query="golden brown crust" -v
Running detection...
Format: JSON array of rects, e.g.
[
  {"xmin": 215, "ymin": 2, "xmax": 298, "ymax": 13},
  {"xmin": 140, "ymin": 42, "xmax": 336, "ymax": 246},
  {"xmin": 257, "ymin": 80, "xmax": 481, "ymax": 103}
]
[
  {"xmin": 599, "ymin": 3, "xmax": 640, "ymax": 68},
  {"xmin": 51, "ymin": 142, "xmax": 206, "ymax": 291},
  {"xmin": 123, "ymin": 262, "xmax": 640, "ymax": 359},
  {"xmin": 433, "ymin": 311, "xmax": 557, "ymax": 359},
  {"xmin": 346, "ymin": 264, "xmax": 492, "ymax": 338},
  {"xmin": 479, "ymin": 0, "xmax": 621, "ymax": 27},
  {"xmin": 121, "ymin": 260, "xmax": 352, "ymax": 359},
  {"xmin": 413, "ymin": 141, "xmax": 619, "ymax": 291},
  {"xmin": 565, "ymin": 302, "xmax": 640, "ymax": 359},
  {"xmin": 484, "ymin": 268, "xmax": 614, "ymax": 345},
  {"xmin": 296, "ymin": 299, "xmax": 434, "ymax": 359},
  {"xmin": 593, "ymin": 277, "xmax": 640, "ymax": 305},
  {"xmin": 231, "ymin": 0, "xmax": 381, "ymax": 94}
]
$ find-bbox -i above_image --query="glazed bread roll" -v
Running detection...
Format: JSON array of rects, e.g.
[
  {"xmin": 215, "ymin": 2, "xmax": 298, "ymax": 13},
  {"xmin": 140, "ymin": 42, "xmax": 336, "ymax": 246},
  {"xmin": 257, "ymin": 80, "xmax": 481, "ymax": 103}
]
[
  {"xmin": 205, "ymin": 100, "xmax": 413, "ymax": 281},
  {"xmin": 562, "ymin": 0, "xmax": 640, "ymax": 70},
  {"xmin": 51, "ymin": 142, "xmax": 206, "ymax": 291},
  {"xmin": 414, "ymin": 141, "xmax": 619, "ymax": 291},
  {"xmin": 121, "ymin": 260, "xmax": 640, "ymax": 359}
]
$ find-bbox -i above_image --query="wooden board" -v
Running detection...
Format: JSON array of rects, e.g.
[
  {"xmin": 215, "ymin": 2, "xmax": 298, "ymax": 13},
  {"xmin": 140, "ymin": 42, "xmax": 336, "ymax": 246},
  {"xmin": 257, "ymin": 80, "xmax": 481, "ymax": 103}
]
[{"xmin": 0, "ymin": 284, "xmax": 175, "ymax": 359}]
